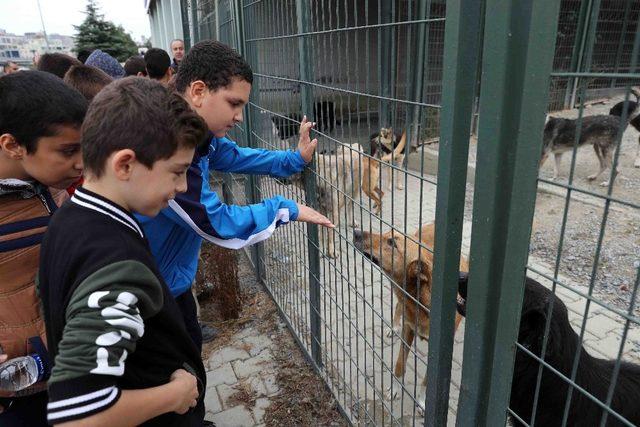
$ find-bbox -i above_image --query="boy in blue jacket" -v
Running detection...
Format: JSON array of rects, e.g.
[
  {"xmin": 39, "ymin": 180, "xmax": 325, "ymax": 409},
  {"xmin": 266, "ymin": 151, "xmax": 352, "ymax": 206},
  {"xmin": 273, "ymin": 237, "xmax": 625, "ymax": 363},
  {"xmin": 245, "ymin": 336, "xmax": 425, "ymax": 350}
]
[{"xmin": 140, "ymin": 40, "xmax": 332, "ymax": 353}]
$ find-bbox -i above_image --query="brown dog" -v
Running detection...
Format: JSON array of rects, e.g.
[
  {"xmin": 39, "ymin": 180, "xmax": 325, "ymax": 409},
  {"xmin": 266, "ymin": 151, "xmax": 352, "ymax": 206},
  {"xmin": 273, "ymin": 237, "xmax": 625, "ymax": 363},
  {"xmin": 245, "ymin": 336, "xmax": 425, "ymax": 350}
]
[{"xmin": 353, "ymin": 223, "xmax": 469, "ymax": 411}]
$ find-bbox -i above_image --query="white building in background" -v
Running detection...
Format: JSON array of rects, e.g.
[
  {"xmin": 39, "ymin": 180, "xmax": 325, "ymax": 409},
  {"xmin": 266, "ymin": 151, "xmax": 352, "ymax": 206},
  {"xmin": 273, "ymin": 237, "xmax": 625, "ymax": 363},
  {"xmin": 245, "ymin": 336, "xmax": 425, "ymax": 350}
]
[
  {"xmin": 0, "ymin": 30, "xmax": 22, "ymax": 61},
  {"xmin": 20, "ymin": 33, "xmax": 74, "ymax": 61},
  {"xmin": 0, "ymin": 29, "xmax": 74, "ymax": 65}
]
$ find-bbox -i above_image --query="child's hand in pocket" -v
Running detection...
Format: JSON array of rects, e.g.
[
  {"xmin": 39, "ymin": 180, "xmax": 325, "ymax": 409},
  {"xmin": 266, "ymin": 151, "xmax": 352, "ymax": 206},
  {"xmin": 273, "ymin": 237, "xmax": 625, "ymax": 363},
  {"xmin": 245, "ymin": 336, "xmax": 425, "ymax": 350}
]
[
  {"xmin": 296, "ymin": 204, "xmax": 334, "ymax": 228},
  {"xmin": 169, "ymin": 369, "xmax": 199, "ymax": 414}
]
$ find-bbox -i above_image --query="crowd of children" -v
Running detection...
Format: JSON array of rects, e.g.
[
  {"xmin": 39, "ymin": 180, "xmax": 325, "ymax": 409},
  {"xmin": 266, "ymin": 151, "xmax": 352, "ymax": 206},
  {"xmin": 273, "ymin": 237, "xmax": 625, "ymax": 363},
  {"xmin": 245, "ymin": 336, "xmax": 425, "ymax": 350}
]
[{"xmin": 0, "ymin": 41, "xmax": 333, "ymax": 426}]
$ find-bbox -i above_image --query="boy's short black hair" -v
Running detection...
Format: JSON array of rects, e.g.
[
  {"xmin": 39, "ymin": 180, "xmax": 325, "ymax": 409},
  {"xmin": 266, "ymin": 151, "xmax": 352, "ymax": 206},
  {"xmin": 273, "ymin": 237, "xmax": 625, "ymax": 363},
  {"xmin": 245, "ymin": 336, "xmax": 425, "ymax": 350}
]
[
  {"xmin": 0, "ymin": 70, "xmax": 87, "ymax": 153},
  {"xmin": 124, "ymin": 55, "xmax": 147, "ymax": 77},
  {"xmin": 63, "ymin": 65, "xmax": 113, "ymax": 101},
  {"xmin": 37, "ymin": 53, "xmax": 82, "ymax": 79},
  {"xmin": 144, "ymin": 48, "xmax": 171, "ymax": 80},
  {"xmin": 175, "ymin": 40, "xmax": 253, "ymax": 93},
  {"xmin": 82, "ymin": 77, "xmax": 208, "ymax": 178},
  {"xmin": 76, "ymin": 49, "xmax": 92, "ymax": 64}
]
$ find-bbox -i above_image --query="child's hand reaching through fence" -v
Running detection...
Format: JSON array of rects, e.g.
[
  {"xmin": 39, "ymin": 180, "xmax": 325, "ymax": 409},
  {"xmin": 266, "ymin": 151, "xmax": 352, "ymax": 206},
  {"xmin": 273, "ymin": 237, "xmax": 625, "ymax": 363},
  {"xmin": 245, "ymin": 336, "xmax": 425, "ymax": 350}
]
[
  {"xmin": 297, "ymin": 115, "xmax": 318, "ymax": 163},
  {"xmin": 296, "ymin": 204, "xmax": 334, "ymax": 228}
]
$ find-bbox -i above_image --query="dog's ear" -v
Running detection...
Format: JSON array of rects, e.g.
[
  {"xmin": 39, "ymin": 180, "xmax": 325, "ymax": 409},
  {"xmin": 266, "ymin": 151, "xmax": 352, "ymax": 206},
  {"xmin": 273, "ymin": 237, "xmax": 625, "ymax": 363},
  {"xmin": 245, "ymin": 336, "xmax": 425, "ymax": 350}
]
[
  {"xmin": 406, "ymin": 259, "xmax": 432, "ymax": 292},
  {"xmin": 518, "ymin": 309, "xmax": 556, "ymax": 358}
]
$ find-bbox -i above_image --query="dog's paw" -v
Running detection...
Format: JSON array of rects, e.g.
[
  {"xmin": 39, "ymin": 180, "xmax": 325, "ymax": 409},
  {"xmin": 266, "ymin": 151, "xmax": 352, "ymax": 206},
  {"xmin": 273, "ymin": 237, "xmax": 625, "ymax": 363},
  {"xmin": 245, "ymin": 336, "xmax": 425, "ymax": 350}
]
[
  {"xmin": 600, "ymin": 180, "xmax": 610, "ymax": 187},
  {"xmin": 384, "ymin": 386, "xmax": 398, "ymax": 401},
  {"xmin": 386, "ymin": 324, "xmax": 401, "ymax": 338},
  {"xmin": 350, "ymin": 221, "xmax": 360, "ymax": 228},
  {"xmin": 587, "ymin": 174, "xmax": 598, "ymax": 181},
  {"xmin": 396, "ymin": 183, "xmax": 404, "ymax": 190},
  {"xmin": 635, "ymin": 158, "xmax": 640, "ymax": 168}
]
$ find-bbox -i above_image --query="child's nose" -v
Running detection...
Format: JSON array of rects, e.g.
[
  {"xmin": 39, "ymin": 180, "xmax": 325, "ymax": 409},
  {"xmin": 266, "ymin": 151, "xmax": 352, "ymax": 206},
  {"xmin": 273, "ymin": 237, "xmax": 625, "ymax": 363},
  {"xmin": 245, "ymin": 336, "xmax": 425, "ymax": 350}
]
[
  {"xmin": 74, "ymin": 154, "xmax": 83, "ymax": 171},
  {"xmin": 176, "ymin": 176, "xmax": 188, "ymax": 193}
]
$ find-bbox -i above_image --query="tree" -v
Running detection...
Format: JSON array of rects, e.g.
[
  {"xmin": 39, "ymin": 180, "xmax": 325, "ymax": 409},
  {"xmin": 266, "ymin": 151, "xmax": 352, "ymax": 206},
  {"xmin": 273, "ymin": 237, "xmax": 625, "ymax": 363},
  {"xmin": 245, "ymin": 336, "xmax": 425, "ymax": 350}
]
[{"xmin": 74, "ymin": 0, "xmax": 138, "ymax": 62}]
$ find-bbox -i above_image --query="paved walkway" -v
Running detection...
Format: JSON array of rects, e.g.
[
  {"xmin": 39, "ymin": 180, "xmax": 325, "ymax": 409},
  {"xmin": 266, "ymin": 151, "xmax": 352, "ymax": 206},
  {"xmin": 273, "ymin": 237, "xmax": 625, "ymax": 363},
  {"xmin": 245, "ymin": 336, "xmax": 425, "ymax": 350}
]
[{"xmin": 204, "ymin": 327, "xmax": 279, "ymax": 426}]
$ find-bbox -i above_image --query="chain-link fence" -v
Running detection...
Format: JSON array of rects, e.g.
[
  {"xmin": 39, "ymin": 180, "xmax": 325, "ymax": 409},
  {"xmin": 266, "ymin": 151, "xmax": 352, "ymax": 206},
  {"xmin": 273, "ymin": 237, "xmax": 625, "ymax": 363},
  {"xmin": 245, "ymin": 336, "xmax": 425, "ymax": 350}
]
[{"xmin": 174, "ymin": 0, "xmax": 640, "ymax": 425}]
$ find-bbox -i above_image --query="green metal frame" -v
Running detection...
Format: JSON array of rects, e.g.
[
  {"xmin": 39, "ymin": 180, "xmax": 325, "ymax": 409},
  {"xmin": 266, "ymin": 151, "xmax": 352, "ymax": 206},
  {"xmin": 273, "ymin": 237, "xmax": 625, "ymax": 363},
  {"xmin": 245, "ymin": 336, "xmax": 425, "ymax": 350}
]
[
  {"xmin": 456, "ymin": 1, "xmax": 562, "ymax": 425},
  {"xmin": 424, "ymin": 0, "xmax": 482, "ymax": 424},
  {"xmin": 294, "ymin": 0, "xmax": 323, "ymax": 369}
]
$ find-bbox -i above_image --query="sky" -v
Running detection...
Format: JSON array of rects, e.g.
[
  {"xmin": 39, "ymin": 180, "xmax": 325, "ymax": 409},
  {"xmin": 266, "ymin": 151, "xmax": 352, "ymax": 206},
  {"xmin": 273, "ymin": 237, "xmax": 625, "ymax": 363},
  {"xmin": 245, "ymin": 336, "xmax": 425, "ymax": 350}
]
[{"xmin": 0, "ymin": 0, "xmax": 150, "ymax": 42}]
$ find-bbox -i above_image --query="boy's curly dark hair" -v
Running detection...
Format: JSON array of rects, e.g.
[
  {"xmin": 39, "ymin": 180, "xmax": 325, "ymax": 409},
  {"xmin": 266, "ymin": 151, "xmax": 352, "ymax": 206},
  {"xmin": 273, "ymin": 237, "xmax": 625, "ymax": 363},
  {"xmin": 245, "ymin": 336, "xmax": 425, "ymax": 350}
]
[{"xmin": 175, "ymin": 40, "xmax": 253, "ymax": 93}]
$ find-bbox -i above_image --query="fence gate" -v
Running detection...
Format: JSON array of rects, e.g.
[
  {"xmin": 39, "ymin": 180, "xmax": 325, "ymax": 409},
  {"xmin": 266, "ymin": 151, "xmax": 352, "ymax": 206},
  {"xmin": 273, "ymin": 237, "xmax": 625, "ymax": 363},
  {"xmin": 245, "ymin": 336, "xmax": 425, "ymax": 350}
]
[{"xmin": 181, "ymin": 0, "xmax": 640, "ymax": 425}]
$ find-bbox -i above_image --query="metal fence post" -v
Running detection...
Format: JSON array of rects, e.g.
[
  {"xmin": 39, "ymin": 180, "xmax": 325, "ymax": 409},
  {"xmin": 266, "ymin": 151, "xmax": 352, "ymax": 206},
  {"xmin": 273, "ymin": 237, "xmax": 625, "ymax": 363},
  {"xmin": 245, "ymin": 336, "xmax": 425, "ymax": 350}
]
[
  {"xmin": 179, "ymin": 0, "xmax": 191, "ymax": 49},
  {"xmin": 230, "ymin": 0, "xmax": 265, "ymax": 279},
  {"xmin": 611, "ymin": 0, "xmax": 632, "ymax": 89},
  {"xmin": 295, "ymin": 0, "xmax": 322, "ymax": 369},
  {"xmin": 423, "ymin": 0, "xmax": 482, "ymax": 424},
  {"xmin": 377, "ymin": 1, "xmax": 393, "ymax": 127},
  {"xmin": 455, "ymin": 0, "xmax": 562, "ymax": 426},
  {"xmin": 569, "ymin": 0, "xmax": 601, "ymax": 108},
  {"xmin": 409, "ymin": 0, "xmax": 430, "ymax": 148},
  {"xmin": 189, "ymin": 0, "xmax": 200, "ymax": 44},
  {"xmin": 563, "ymin": 0, "xmax": 592, "ymax": 108}
]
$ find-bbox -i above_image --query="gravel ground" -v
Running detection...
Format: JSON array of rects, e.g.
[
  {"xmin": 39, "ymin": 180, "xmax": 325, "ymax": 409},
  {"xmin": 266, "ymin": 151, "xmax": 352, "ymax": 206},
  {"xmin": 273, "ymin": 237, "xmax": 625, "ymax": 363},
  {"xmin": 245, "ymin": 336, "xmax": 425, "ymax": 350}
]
[{"xmin": 459, "ymin": 94, "xmax": 640, "ymax": 317}]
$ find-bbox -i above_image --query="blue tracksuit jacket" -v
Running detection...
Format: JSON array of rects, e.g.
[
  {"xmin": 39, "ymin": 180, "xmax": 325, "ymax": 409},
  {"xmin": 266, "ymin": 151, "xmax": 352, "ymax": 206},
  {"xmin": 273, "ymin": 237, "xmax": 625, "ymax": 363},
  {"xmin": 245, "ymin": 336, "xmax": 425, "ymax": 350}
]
[{"xmin": 138, "ymin": 134, "xmax": 306, "ymax": 297}]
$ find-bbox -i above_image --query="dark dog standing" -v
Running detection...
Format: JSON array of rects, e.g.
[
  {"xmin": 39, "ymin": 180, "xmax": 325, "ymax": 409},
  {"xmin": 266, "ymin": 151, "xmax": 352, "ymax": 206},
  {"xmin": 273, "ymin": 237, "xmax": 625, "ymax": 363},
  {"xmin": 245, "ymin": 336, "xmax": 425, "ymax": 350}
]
[
  {"xmin": 457, "ymin": 276, "xmax": 640, "ymax": 426},
  {"xmin": 271, "ymin": 101, "xmax": 339, "ymax": 140}
]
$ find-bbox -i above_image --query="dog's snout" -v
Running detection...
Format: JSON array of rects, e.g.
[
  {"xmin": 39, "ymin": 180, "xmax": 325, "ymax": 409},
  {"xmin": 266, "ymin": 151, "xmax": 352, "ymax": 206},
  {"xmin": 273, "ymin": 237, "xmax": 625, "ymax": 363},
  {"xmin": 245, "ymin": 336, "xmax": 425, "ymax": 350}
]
[{"xmin": 353, "ymin": 229, "xmax": 363, "ymax": 241}]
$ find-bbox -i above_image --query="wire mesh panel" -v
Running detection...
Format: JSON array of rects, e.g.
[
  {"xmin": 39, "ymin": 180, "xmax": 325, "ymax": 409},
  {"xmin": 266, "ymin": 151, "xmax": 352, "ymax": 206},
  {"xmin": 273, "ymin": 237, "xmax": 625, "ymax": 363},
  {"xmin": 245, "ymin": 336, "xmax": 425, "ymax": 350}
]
[
  {"xmin": 550, "ymin": 0, "xmax": 640, "ymax": 110},
  {"xmin": 512, "ymin": 0, "xmax": 640, "ymax": 425},
  {"xmin": 177, "ymin": 0, "xmax": 640, "ymax": 425},
  {"xmin": 238, "ymin": 1, "xmax": 453, "ymax": 425}
]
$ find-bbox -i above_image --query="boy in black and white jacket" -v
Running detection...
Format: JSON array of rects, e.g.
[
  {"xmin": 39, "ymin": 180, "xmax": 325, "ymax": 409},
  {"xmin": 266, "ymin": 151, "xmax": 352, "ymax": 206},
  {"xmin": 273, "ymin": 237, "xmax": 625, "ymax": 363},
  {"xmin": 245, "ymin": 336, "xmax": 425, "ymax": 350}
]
[{"xmin": 38, "ymin": 77, "xmax": 209, "ymax": 426}]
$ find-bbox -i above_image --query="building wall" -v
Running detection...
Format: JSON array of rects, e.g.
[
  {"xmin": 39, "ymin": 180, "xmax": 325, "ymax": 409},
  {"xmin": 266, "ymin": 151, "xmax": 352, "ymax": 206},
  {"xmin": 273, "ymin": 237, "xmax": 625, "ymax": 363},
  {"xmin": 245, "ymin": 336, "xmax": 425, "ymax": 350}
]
[{"xmin": 147, "ymin": 0, "xmax": 185, "ymax": 53}]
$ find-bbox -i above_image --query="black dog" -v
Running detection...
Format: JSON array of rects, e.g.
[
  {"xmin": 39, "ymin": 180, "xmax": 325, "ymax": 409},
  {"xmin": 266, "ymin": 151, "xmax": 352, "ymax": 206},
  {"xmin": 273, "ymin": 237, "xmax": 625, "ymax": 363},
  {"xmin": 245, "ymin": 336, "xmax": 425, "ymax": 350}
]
[
  {"xmin": 609, "ymin": 95, "xmax": 640, "ymax": 168},
  {"xmin": 271, "ymin": 101, "xmax": 339, "ymax": 140},
  {"xmin": 457, "ymin": 275, "xmax": 640, "ymax": 426}
]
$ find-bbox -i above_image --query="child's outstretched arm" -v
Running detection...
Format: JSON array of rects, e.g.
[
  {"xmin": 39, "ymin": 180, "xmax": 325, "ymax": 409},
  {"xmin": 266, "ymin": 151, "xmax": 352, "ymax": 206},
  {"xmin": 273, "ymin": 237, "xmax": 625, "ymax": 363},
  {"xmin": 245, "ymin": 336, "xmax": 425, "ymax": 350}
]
[
  {"xmin": 207, "ymin": 116, "xmax": 317, "ymax": 178},
  {"xmin": 163, "ymin": 188, "xmax": 330, "ymax": 249}
]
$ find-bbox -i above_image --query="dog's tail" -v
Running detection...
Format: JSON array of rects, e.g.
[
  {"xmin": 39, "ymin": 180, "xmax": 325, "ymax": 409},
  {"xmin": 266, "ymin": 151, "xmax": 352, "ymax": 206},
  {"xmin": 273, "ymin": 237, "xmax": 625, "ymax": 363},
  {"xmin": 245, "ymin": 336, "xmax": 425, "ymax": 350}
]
[{"xmin": 393, "ymin": 131, "xmax": 407, "ymax": 157}]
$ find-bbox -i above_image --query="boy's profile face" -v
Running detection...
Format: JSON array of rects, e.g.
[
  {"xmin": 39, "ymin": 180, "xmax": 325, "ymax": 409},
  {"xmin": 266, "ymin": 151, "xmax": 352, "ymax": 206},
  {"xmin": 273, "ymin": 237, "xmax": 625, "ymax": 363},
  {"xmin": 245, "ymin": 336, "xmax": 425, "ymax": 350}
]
[
  {"xmin": 126, "ymin": 146, "xmax": 194, "ymax": 217},
  {"xmin": 20, "ymin": 126, "xmax": 83, "ymax": 189},
  {"xmin": 198, "ymin": 78, "xmax": 251, "ymax": 138}
]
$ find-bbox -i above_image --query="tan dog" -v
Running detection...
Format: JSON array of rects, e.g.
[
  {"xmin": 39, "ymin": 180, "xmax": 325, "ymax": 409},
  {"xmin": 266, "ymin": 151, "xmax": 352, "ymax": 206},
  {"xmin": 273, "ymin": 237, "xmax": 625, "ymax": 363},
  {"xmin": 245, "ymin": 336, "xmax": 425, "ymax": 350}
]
[
  {"xmin": 353, "ymin": 223, "xmax": 469, "ymax": 412},
  {"xmin": 290, "ymin": 144, "xmax": 382, "ymax": 257}
]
